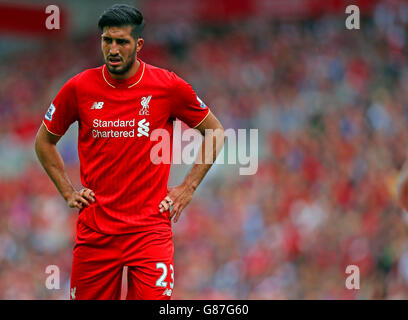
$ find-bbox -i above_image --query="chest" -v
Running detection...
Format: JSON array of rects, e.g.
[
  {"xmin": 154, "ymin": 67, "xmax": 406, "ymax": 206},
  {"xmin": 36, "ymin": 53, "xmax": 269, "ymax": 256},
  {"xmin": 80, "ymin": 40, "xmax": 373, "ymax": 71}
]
[{"xmin": 76, "ymin": 87, "xmax": 172, "ymax": 131}]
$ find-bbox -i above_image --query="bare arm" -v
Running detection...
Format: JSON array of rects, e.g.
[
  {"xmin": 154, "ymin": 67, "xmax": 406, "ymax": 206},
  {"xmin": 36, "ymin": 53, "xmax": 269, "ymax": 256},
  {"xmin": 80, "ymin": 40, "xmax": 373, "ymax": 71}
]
[
  {"xmin": 182, "ymin": 111, "xmax": 225, "ymax": 191},
  {"xmin": 34, "ymin": 123, "xmax": 95, "ymax": 209},
  {"xmin": 159, "ymin": 111, "xmax": 225, "ymax": 222}
]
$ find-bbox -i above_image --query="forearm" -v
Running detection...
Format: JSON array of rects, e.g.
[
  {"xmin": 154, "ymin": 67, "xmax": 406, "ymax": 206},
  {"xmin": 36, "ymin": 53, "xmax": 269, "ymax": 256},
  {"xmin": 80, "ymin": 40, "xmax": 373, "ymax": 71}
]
[
  {"xmin": 35, "ymin": 141, "xmax": 76, "ymax": 201},
  {"xmin": 182, "ymin": 128, "xmax": 225, "ymax": 190}
]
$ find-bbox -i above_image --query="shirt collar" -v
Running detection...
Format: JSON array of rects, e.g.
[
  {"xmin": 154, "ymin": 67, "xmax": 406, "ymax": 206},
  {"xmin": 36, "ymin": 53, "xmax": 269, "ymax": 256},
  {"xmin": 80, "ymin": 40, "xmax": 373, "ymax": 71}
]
[{"xmin": 102, "ymin": 58, "xmax": 145, "ymax": 89}]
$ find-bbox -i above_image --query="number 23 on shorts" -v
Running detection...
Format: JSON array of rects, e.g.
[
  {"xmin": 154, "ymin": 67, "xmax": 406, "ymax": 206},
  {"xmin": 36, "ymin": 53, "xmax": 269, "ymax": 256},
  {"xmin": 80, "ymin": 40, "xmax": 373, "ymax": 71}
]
[{"xmin": 156, "ymin": 262, "xmax": 174, "ymax": 296}]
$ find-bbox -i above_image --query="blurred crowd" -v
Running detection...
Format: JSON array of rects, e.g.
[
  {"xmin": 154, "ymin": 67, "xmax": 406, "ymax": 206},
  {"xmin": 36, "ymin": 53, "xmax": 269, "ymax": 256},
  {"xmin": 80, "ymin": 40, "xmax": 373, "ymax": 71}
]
[{"xmin": 2, "ymin": 1, "xmax": 408, "ymax": 299}]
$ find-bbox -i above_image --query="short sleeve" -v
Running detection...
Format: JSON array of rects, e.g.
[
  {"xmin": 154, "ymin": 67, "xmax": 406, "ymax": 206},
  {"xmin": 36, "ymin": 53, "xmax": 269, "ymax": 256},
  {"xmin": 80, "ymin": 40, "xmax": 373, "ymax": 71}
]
[
  {"xmin": 43, "ymin": 77, "xmax": 78, "ymax": 136},
  {"xmin": 170, "ymin": 73, "xmax": 210, "ymax": 128}
]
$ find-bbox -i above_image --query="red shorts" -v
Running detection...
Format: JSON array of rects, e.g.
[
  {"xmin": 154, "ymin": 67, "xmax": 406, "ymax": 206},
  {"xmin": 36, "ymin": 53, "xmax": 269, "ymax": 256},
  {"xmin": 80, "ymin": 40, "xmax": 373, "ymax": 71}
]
[{"xmin": 70, "ymin": 219, "xmax": 174, "ymax": 300}]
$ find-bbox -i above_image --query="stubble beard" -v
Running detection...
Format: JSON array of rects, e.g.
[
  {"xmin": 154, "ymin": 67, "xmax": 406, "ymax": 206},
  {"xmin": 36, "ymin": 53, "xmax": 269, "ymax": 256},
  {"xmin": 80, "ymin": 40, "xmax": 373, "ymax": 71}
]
[{"xmin": 106, "ymin": 48, "xmax": 137, "ymax": 75}]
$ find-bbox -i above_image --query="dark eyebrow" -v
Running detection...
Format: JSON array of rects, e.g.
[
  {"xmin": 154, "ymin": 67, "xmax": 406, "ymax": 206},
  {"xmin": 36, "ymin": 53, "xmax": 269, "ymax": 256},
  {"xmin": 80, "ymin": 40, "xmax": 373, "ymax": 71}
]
[
  {"xmin": 116, "ymin": 38, "xmax": 130, "ymax": 43},
  {"xmin": 102, "ymin": 36, "xmax": 130, "ymax": 44}
]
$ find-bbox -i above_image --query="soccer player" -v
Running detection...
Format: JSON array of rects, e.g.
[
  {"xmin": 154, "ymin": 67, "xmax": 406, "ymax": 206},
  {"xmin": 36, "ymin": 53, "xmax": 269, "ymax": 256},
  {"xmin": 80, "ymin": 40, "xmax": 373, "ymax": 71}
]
[{"xmin": 34, "ymin": 4, "xmax": 225, "ymax": 300}]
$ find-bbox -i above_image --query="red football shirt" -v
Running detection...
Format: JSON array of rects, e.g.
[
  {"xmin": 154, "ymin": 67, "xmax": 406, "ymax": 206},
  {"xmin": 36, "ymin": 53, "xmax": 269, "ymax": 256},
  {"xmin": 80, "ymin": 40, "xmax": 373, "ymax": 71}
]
[{"xmin": 42, "ymin": 59, "xmax": 210, "ymax": 234}]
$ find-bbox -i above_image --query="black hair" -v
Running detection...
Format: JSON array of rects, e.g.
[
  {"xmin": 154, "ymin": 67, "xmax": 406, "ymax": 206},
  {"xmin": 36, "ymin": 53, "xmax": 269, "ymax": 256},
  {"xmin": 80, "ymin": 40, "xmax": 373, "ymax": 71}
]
[{"xmin": 98, "ymin": 4, "xmax": 145, "ymax": 39}]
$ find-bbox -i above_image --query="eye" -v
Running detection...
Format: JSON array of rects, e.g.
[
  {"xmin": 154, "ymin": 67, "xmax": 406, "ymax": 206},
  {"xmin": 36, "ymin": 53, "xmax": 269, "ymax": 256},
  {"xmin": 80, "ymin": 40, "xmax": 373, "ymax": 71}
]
[
  {"xmin": 116, "ymin": 39, "xmax": 129, "ymax": 45},
  {"xmin": 103, "ymin": 37, "xmax": 112, "ymax": 44}
]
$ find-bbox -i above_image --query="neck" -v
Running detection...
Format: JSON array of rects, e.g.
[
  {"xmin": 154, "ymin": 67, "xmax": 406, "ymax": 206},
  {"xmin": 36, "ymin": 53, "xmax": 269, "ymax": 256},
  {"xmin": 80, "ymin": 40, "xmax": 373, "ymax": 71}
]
[{"xmin": 108, "ymin": 58, "xmax": 140, "ymax": 80}]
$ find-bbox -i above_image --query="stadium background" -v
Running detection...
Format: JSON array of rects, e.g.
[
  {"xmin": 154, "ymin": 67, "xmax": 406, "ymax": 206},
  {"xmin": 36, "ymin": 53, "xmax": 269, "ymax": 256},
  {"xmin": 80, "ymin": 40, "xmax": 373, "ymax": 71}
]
[{"xmin": 1, "ymin": 0, "xmax": 408, "ymax": 299}]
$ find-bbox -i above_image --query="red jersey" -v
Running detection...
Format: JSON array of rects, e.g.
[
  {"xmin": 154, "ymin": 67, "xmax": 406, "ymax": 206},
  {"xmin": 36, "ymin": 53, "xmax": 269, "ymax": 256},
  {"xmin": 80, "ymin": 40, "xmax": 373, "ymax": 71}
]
[{"xmin": 42, "ymin": 59, "xmax": 210, "ymax": 234}]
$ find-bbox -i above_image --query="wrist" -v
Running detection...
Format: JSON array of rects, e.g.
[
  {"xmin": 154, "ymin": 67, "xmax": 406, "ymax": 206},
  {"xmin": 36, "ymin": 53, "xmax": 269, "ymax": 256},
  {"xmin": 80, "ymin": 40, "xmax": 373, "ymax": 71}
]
[
  {"xmin": 183, "ymin": 181, "xmax": 198, "ymax": 192},
  {"xmin": 62, "ymin": 187, "xmax": 76, "ymax": 201}
]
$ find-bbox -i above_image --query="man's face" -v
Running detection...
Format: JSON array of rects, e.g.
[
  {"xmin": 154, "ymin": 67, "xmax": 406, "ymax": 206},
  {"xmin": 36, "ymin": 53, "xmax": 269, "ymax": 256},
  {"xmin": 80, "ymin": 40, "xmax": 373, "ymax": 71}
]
[{"xmin": 101, "ymin": 25, "xmax": 141, "ymax": 76}]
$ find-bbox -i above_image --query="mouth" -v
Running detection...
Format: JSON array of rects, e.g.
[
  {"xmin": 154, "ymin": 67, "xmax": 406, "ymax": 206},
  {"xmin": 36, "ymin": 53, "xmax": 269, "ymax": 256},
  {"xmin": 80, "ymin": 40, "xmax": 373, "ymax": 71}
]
[{"xmin": 108, "ymin": 56, "xmax": 122, "ymax": 66}]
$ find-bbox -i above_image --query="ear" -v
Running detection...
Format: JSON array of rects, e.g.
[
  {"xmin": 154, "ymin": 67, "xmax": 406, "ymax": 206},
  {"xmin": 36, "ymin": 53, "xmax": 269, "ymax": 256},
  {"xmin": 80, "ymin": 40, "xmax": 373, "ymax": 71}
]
[{"xmin": 136, "ymin": 38, "xmax": 144, "ymax": 53}]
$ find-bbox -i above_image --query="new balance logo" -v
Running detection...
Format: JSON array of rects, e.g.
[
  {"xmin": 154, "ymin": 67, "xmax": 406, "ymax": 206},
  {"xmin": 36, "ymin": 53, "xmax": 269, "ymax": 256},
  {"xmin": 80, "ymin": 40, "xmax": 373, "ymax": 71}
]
[
  {"xmin": 137, "ymin": 118, "xmax": 150, "ymax": 137},
  {"xmin": 162, "ymin": 288, "xmax": 172, "ymax": 296},
  {"xmin": 91, "ymin": 102, "xmax": 104, "ymax": 109},
  {"xmin": 139, "ymin": 95, "xmax": 151, "ymax": 115}
]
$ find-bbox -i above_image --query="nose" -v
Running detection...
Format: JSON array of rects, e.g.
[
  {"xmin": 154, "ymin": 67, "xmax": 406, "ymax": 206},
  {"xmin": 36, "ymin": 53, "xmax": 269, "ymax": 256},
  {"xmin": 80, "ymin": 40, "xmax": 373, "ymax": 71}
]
[{"xmin": 109, "ymin": 41, "xmax": 119, "ymax": 55}]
